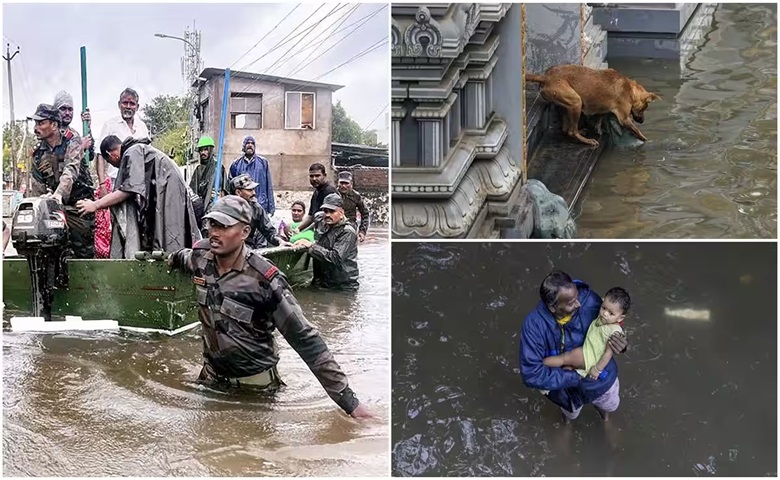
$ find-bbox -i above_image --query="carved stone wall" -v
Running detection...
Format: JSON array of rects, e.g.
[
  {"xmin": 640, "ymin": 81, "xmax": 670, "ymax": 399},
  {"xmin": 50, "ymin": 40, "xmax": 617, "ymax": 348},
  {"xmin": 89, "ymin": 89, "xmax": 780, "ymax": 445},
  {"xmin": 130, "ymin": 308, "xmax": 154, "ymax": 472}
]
[{"xmin": 391, "ymin": 4, "xmax": 523, "ymax": 239}]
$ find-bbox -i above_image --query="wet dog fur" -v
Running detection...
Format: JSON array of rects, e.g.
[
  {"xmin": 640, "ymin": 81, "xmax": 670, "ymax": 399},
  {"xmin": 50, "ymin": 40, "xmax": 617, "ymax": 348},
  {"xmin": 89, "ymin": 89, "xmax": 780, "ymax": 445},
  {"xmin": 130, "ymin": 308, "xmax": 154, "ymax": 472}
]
[{"xmin": 526, "ymin": 64, "xmax": 660, "ymax": 147}]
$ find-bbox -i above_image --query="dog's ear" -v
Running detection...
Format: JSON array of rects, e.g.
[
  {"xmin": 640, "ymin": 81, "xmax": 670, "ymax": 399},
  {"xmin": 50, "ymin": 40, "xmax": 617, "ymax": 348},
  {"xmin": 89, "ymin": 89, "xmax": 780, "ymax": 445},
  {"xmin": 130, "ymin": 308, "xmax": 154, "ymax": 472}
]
[{"xmin": 647, "ymin": 92, "xmax": 661, "ymax": 102}]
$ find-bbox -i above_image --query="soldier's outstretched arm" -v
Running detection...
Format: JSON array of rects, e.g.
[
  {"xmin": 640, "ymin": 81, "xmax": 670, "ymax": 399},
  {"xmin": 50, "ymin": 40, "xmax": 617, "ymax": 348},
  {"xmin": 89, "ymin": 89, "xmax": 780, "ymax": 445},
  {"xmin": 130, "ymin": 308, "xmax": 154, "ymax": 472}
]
[{"xmin": 270, "ymin": 276, "xmax": 364, "ymax": 416}]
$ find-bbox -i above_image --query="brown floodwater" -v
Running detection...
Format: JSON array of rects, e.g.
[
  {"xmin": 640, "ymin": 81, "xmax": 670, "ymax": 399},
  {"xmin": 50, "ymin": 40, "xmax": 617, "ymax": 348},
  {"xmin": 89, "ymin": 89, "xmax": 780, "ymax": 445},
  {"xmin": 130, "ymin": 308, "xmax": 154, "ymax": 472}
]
[
  {"xmin": 3, "ymin": 230, "xmax": 389, "ymax": 476},
  {"xmin": 576, "ymin": 4, "xmax": 777, "ymax": 238}
]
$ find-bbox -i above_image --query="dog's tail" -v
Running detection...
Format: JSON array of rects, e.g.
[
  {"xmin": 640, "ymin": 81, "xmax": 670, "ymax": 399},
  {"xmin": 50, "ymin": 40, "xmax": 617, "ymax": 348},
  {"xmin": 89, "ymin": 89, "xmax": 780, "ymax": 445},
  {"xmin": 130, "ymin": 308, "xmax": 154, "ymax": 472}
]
[{"xmin": 525, "ymin": 73, "xmax": 546, "ymax": 84}]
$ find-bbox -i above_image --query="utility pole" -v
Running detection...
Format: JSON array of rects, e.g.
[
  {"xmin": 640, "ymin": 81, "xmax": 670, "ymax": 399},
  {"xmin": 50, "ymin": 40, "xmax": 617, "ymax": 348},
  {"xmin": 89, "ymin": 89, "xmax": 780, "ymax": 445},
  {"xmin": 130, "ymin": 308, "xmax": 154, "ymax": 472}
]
[
  {"xmin": 155, "ymin": 22, "xmax": 202, "ymax": 163},
  {"xmin": 183, "ymin": 23, "xmax": 203, "ymax": 163},
  {"xmin": 3, "ymin": 43, "xmax": 20, "ymax": 190}
]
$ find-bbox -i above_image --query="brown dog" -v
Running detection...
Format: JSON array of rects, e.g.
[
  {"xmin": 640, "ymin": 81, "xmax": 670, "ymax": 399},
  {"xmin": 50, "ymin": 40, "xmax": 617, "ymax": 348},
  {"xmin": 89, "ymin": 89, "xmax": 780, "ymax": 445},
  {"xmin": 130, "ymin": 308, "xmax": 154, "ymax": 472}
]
[{"xmin": 526, "ymin": 64, "xmax": 660, "ymax": 147}]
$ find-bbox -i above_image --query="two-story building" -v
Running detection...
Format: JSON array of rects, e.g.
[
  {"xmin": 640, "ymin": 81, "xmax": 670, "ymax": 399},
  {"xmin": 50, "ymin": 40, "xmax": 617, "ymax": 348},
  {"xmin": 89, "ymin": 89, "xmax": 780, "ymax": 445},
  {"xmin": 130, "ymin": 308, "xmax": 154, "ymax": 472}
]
[{"xmin": 194, "ymin": 68, "xmax": 343, "ymax": 192}]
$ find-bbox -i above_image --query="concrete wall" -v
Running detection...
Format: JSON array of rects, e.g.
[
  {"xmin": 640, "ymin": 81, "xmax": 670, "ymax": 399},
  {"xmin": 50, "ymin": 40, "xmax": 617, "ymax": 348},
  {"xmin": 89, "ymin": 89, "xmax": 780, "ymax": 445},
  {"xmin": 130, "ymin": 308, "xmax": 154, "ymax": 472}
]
[
  {"xmin": 199, "ymin": 75, "xmax": 335, "ymax": 191},
  {"xmin": 338, "ymin": 166, "xmax": 389, "ymax": 193}
]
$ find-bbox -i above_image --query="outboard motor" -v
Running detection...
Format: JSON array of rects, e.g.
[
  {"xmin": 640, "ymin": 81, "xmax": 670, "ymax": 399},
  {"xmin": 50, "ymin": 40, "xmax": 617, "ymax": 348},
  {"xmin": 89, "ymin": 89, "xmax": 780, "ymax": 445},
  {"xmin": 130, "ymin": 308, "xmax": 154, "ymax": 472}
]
[{"xmin": 11, "ymin": 197, "xmax": 70, "ymax": 320}]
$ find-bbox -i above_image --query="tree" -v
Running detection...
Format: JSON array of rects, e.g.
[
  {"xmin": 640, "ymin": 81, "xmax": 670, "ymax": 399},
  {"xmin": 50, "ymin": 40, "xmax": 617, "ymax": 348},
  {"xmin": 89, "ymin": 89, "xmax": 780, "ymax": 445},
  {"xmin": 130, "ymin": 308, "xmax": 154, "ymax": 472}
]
[
  {"xmin": 331, "ymin": 100, "xmax": 364, "ymax": 145},
  {"xmin": 141, "ymin": 94, "xmax": 191, "ymax": 165},
  {"xmin": 3, "ymin": 121, "xmax": 35, "ymax": 177},
  {"xmin": 331, "ymin": 101, "xmax": 388, "ymax": 148}
]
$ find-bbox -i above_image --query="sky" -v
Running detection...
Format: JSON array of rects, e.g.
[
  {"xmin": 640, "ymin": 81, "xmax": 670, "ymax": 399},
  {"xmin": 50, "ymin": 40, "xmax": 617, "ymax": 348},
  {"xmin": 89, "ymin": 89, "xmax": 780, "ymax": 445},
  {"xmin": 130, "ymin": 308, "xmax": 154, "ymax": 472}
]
[{"xmin": 1, "ymin": 2, "xmax": 389, "ymax": 143}]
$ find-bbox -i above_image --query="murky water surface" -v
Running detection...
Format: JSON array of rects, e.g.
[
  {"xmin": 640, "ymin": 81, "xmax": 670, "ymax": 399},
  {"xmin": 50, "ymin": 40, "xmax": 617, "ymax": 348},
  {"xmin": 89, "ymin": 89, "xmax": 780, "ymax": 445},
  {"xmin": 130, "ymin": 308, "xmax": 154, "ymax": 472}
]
[
  {"xmin": 3, "ymin": 230, "xmax": 389, "ymax": 476},
  {"xmin": 576, "ymin": 4, "xmax": 777, "ymax": 238},
  {"xmin": 392, "ymin": 242, "xmax": 777, "ymax": 476}
]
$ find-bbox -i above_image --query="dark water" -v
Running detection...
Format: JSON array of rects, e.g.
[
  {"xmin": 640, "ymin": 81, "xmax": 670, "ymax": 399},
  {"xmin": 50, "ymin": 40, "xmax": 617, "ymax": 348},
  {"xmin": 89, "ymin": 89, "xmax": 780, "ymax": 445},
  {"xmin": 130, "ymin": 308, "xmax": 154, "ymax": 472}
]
[
  {"xmin": 576, "ymin": 4, "xmax": 777, "ymax": 238},
  {"xmin": 3, "ymin": 230, "xmax": 389, "ymax": 476},
  {"xmin": 391, "ymin": 242, "xmax": 777, "ymax": 476}
]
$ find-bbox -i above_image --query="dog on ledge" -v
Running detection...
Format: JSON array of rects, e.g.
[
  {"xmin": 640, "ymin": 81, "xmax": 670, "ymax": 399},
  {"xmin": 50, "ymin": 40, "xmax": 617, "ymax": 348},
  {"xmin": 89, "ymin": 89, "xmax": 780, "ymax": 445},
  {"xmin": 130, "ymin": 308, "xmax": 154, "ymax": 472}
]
[{"xmin": 526, "ymin": 64, "xmax": 661, "ymax": 147}]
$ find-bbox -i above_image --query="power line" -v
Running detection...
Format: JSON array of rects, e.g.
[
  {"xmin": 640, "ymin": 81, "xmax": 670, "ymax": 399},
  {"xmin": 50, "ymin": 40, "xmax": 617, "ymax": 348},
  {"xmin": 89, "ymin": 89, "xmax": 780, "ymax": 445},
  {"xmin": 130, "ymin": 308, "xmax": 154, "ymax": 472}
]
[
  {"xmin": 235, "ymin": 5, "xmax": 386, "ymax": 97},
  {"xmin": 281, "ymin": 3, "xmax": 361, "ymax": 78},
  {"xmin": 287, "ymin": 4, "xmax": 385, "ymax": 78},
  {"xmin": 240, "ymin": 3, "xmax": 327, "ymax": 72},
  {"xmin": 252, "ymin": 37, "xmax": 387, "ymax": 109},
  {"xmin": 362, "ymin": 103, "xmax": 388, "ymax": 132},
  {"xmin": 266, "ymin": 3, "xmax": 356, "ymax": 77},
  {"xmin": 228, "ymin": 3, "xmax": 301, "ymax": 69}
]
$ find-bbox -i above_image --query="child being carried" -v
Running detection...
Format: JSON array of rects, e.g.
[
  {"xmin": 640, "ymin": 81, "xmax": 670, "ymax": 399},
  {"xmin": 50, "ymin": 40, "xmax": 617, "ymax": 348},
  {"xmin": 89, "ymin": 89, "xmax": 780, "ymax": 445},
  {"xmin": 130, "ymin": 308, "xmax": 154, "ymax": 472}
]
[{"xmin": 544, "ymin": 287, "xmax": 630, "ymax": 379}]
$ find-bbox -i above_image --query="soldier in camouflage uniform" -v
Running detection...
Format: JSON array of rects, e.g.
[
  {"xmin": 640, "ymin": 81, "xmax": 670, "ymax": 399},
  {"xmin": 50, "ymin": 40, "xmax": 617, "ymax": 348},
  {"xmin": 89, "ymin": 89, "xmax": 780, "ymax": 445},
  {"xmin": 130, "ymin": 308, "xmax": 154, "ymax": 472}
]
[
  {"xmin": 295, "ymin": 193, "xmax": 359, "ymax": 291},
  {"xmin": 167, "ymin": 195, "xmax": 372, "ymax": 419},
  {"xmin": 29, "ymin": 104, "xmax": 95, "ymax": 258},
  {"xmin": 229, "ymin": 174, "xmax": 289, "ymax": 249},
  {"xmin": 337, "ymin": 171, "xmax": 369, "ymax": 242}
]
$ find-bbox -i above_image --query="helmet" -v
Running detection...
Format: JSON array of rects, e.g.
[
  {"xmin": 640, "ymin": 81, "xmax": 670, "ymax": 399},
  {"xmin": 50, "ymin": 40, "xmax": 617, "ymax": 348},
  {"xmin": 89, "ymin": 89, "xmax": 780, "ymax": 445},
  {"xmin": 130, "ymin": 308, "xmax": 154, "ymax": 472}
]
[{"xmin": 197, "ymin": 136, "xmax": 215, "ymax": 148}]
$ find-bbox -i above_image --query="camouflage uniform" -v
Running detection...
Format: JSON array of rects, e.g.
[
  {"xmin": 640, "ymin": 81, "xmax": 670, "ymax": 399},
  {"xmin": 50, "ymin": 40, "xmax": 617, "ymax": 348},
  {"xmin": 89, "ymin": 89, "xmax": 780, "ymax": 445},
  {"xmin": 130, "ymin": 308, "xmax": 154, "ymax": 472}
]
[
  {"xmin": 337, "ymin": 171, "xmax": 369, "ymax": 236},
  {"xmin": 340, "ymin": 189, "xmax": 369, "ymax": 235},
  {"xmin": 230, "ymin": 174, "xmax": 284, "ymax": 249},
  {"xmin": 29, "ymin": 104, "xmax": 95, "ymax": 259},
  {"xmin": 169, "ymin": 195, "xmax": 360, "ymax": 414},
  {"xmin": 310, "ymin": 193, "xmax": 359, "ymax": 291}
]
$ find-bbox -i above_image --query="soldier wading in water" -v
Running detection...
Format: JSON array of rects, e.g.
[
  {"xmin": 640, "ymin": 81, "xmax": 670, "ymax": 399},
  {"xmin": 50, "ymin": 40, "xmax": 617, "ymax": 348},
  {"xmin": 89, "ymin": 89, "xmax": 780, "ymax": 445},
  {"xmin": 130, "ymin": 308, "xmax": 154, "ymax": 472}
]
[{"xmin": 168, "ymin": 195, "xmax": 372, "ymax": 419}]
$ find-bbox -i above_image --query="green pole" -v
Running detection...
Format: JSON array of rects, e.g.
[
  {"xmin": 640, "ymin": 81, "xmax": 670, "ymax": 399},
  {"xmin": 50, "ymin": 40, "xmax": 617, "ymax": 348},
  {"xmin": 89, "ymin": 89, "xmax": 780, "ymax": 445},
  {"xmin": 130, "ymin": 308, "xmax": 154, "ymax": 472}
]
[{"xmin": 80, "ymin": 46, "xmax": 90, "ymax": 162}]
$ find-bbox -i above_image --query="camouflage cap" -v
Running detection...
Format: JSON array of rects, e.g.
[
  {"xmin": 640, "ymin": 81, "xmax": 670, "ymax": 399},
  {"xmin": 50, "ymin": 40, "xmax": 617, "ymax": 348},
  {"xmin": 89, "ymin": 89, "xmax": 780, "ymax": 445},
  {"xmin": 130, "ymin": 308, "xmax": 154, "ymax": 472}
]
[
  {"xmin": 320, "ymin": 192, "xmax": 343, "ymax": 211},
  {"xmin": 338, "ymin": 171, "xmax": 353, "ymax": 183},
  {"xmin": 230, "ymin": 173, "xmax": 259, "ymax": 192},
  {"xmin": 203, "ymin": 195, "xmax": 253, "ymax": 226},
  {"xmin": 28, "ymin": 104, "xmax": 61, "ymax": 123}
]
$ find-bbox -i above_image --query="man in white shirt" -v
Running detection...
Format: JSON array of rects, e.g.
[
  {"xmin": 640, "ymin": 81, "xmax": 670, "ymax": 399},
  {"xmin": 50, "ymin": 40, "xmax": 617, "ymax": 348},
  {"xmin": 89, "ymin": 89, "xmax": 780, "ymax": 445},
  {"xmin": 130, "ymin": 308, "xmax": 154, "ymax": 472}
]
[
  {"xmin": 94, "ymin": 87, "xmax": 150, "ymax": 197},
  {"xmin": 82, "ymin": 87, "xmax": 150, "ymax": 258}
]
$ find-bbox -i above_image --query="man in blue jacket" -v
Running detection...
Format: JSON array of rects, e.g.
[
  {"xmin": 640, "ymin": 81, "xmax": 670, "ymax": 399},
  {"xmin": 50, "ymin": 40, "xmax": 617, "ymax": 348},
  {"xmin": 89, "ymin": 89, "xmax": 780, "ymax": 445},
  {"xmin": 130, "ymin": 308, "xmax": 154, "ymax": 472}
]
[
  {"xmin": 228, "ymin": 136, "xmax": 275, "ymax": 216},
  {"xmin": 520, "ymin": 270, "xmax": 628, "ymax": 423}
]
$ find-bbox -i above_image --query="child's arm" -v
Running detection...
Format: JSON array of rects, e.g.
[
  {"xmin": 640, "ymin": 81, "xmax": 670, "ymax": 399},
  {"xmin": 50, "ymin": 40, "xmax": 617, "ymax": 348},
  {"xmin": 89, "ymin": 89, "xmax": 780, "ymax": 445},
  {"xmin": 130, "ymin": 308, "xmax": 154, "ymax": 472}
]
[{"xmin": 588, "ymin": 346, "xmax": 614, "ymax": 380}]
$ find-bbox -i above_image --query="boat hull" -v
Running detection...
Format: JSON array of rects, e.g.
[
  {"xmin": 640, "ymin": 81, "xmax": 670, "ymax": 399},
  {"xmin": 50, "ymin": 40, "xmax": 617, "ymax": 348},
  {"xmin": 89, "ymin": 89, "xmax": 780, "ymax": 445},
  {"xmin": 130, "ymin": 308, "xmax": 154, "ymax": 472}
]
[{"xmin": 3, "ymin": 246, "xmax": 312, "ymax": 332}]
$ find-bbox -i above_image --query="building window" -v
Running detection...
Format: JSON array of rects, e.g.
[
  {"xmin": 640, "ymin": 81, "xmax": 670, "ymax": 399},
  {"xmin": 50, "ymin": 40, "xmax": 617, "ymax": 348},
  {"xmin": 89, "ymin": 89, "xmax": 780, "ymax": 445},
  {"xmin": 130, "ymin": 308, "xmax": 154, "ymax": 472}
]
[
  {"xmin": 285, "ymin": 92, "xmax": 316, "ymax": 130},
  {"xmin": 230, "ymin": 93, "xmax": 263, "ymax": 129}
]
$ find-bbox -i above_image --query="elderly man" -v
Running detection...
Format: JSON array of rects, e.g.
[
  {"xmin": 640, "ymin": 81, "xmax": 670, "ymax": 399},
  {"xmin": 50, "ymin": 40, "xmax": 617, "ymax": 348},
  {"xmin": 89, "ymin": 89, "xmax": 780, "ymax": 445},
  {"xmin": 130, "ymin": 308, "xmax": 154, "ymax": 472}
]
[
  {"xmin": 229, "ymin": 174, "xmax": 288, "ymax": 249},
  {"xmin": 76, "ymin": 135, "xmax": 200, "ymax": 258},
  {"xmin": 28, "ymin": 104, "xmax": 95, "ymax": 259},
  {"xmin": 90, "ymin": 88, "xmax": 150, "ymax": 198},
  {"xmin": 295, "ymin": 193, "xmax": 359, "ymax": 291},
  {"xmin": 228, "ymin": 135, "xmax": 274, "ymax": 216},
  {"xmin": 337, "ymin": 171, "xmax": 369, "ymax": 242},
  {"xmin": 167, "ymin": 195, "xmax": 372, "ymax": 419},
  {"xmin": 83, "ymin": 88, "xmax": 150, "ymax": 258},
  {"xmin": 519, "ymin": 270, "xmax": 628, "ymax": 424},
  {"xmin": 53, "ymin": 91, "xmax": 93, "ymax": 154}
]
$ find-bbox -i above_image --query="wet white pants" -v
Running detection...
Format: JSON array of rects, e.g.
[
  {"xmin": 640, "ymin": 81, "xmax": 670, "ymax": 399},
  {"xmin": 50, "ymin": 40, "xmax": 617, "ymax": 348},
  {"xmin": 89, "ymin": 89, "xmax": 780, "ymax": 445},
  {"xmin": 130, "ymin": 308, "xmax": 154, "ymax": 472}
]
[{"xmin": 561, "ymin": 377, "xmax": 620, "ymax": 420}]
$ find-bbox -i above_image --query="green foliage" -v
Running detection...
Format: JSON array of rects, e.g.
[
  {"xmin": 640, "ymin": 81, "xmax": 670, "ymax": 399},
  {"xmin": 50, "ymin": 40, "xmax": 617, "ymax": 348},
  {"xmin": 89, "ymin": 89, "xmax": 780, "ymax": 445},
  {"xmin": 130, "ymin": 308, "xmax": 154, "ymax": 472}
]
[
  {"xmin": 141, "ymin": 94, "xmax": 192, "ymax": 165},
  {"xmin": 2, "ymin": 121, "xmax": 36, "ymax": 175},
  {"xmin": 331, "ymin": 100, "xmax": 363, "ymax": 144},
  {"xmin": 331, "ymin": 101, "xmax": 388, "ymax": 148}
]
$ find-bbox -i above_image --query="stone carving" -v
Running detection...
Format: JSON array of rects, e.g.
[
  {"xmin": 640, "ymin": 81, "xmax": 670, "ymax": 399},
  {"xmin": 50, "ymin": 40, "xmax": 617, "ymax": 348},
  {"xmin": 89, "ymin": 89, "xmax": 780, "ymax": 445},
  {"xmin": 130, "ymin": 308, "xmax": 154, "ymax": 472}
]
[
  {"xmin": 391, "ymin": 20, "xmax": 404, "ymax": 57},
  {"xmin": 393, "ymin": 145, "xmax": 521, "ymax": 238},
  {"xmin": 404, "ymin": 6, "xmax": 443, "ymax": 58},
  {"xmin": 525, "ymin": 179, "xmax": 576, "ymax": 238},
  {"xmin": 464, "ymin": 4, "xmax": 479, "ymax": 41}
]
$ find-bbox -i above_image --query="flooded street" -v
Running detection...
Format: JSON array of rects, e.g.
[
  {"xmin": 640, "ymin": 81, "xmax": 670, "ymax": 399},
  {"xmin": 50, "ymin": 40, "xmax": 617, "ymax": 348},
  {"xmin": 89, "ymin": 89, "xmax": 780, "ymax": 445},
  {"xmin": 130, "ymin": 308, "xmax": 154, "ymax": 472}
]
[
  {"xmin": 3, "ymin": 230, "xmax": 389, "ymax": 476},
  {"xmin": 576, "ymin": 4, "xmax": 777, "ymax": 238},
  {"xmin": 392, "ymin": 242, "xmax": 777, "ymax": 476}
]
